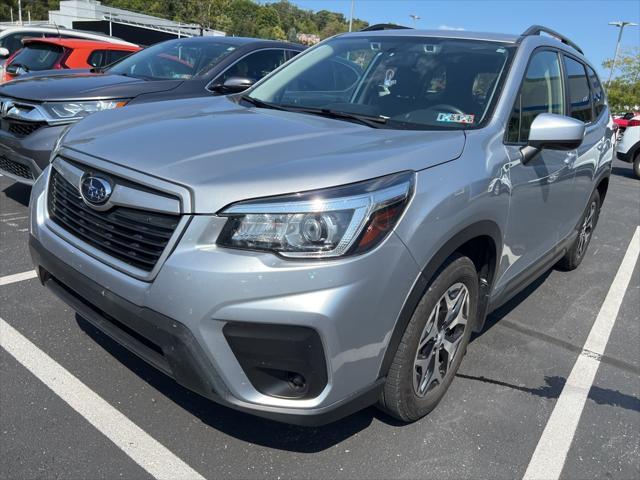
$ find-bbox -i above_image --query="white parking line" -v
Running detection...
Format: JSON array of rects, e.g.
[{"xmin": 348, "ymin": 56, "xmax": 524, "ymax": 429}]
[
  {"xmin": 0, "ymin": 318, "xmax": 206, "ymax": 480},
  {"xmin": 523, "ymin": 226, "xmax": 640, "ymax": 480},
  {"xmin": 0, "ymin": 270, "xmax": 38, "ymax": 286}
]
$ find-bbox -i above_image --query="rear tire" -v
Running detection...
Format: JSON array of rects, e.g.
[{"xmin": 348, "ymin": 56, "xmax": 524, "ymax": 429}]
[
  {"xmin": 378, "ymin": 254, "xmax": 478, "ymax": 422},
  {"xmin": 557, "ymin": 189, "xmax": 600, "ymax": 271},
  {"xmin": 633, "ymin": 151, "xmax": 640, "ymax": 179}
]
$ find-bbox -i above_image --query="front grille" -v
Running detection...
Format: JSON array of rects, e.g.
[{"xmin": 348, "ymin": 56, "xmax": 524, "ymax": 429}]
[
  {"xmin": 0, "ymin": 155, "xmax": 34, "ymax": 179},
  {"xmin": 7, "ymin": 121, "xmax": 43, "ymax": 137},
  {"xmin": 47, "ymin": 168, "xmax": 180, "ymax": 272}
]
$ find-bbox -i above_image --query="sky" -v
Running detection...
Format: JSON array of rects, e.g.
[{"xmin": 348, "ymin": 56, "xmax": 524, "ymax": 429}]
[{"xmin": 275, "ymin": 0, "xmax": 640, "ymax": 78}]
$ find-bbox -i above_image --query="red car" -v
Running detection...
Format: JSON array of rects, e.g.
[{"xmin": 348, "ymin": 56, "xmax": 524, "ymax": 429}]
[{"xmin": 2, "ymin": 38, "xmax": 140, "ymax": 82}]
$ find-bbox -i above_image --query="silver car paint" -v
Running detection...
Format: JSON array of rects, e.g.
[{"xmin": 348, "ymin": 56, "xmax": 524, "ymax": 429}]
[
  {"xmin": 60, "ymin": 95, "xmax": 466, "ymax": 213},
  {"xmin": 29, "ymin": 31, "xmax": 614, "ymax": 417}
]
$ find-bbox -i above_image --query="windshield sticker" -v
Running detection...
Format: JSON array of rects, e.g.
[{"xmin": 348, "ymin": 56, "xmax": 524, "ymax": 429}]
[{"xmin": 437, "ymin": 113, "xmax": 475, "ymax": 124}]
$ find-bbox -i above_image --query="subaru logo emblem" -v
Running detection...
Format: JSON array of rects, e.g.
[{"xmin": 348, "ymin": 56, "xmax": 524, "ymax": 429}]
[{"xmin": 80, "ymin": 175, "xmax": 112, "ymax": 206}]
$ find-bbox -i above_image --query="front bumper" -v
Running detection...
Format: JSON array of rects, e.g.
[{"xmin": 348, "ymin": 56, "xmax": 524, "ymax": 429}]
[
  {"xmin": 0, "ymin": 123, "xmax": 66, "ymax": 185},
  {"xmin": 29, "ymin": 167, "xmax": 420, "ymax": 424}
]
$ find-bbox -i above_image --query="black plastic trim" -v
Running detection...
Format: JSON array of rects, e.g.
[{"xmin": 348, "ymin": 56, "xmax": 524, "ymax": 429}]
[
  {"xmin": 30, "ymin": 236, "xmax": 382, "ymax": 426},
  {"xmin": 378, "ymin": 220, "xmax": 502, "ymax": 378},
  {"xmin": 223, "ymin": 322, "xmax": 328, "ymax": 400}
]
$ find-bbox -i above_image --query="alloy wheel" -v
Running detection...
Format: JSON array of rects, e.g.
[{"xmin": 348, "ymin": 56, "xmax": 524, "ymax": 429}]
[
  {"xmin": 413, "ymin": 282, "xmax": 469, "ymax": 397},
  {"xmin": 577, "ymin": 200, "xmax": 597, "ymax": 257}
]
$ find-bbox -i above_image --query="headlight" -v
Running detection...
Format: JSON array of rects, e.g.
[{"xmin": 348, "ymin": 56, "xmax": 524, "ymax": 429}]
[
  {"xmin": 41, "ymin": 100, "xmax": 128, "ymax": 123},
  {"xmin": 217, "ymin": 172, "xmax": 414, "ymax": 258}
]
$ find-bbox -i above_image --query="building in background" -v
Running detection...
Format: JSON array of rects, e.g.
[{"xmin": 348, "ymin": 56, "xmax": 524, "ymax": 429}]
[{"xmin": 48, "ymin": 0, "xmax": 224, "ymax": 45}]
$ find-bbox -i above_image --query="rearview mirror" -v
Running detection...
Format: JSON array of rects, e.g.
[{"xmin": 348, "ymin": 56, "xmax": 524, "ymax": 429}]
[
  {"xmin": 521, "ymin": 113, "xmax": 585, "ymax": 164},
  {"xmin": 0, "ymin": 47, "xmax": 9, "ymax": 58},
  {"xmin": 211, "ymin": 76, "xmax": 255, "ymax": 94}
]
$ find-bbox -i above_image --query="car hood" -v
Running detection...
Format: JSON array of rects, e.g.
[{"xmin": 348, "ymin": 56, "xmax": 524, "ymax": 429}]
[
  {"xmin": 0, "ymin": 73, "xmax": 182, "ymax": 102},
  {"xmin": 62, "ymin": 96, "xmax": 466, "ymax": 213}
]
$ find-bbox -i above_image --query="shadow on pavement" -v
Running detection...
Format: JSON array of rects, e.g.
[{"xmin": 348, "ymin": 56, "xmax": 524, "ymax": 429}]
[
  {"xmin": 76, "ymin": 315, "xmax": 403, "ymax": 452},
  {"xmin": 611, "ymin": 165, "xmax": 637, "ymax": 180},
  {"xmin": 2, "ymin": 181, "xmax": 31, "ymax": 208},
  {"xmin": 456, "ymin": 373, "xmax": 640, "ymax": 414}
]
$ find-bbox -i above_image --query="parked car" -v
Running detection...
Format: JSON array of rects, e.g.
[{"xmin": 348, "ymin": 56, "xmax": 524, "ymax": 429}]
[
  {"xmin": 615, "ymin": 111, "xmax": 640, "ymax": 177},
  {"xmin": 2, "ymin": 38, "xmax": 141, "ymax": 83},
  {"xmin": 29, "ymin": 26, "xmax": 613, "ymax": 425},
  {"xmin": 0, "ymin": 36, "xmax": 303, "ymax": 184},
  {"xmin": 0, "ymin": 25, "xmax": 135, "ymax": 71}
]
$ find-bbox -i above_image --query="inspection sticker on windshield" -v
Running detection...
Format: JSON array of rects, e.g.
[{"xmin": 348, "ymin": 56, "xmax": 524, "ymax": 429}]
[{"xmin": 437, "ymin": 113, "xmax": 475, "ymax": 124}]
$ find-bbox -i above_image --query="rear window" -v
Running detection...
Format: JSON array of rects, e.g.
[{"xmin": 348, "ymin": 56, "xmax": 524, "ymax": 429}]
[{"xmin": 9, "ymin": 43, "xmax": 64, "ymax": 71}]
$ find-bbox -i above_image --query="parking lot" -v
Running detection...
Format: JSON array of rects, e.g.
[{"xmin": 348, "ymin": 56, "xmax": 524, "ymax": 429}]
[{"xmin": 0, "ymin": 160, "xmax": 638, "ymax": 480}]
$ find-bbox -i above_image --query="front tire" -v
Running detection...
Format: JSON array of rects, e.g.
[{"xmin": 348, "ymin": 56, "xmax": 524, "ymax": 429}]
[
  {"xmin": 378, "ymin": 254, "xmax": 478, "ymax": 422},
  {"xmin": 557, "ymin": 190, "xmax": 600, "ymax": 271}
]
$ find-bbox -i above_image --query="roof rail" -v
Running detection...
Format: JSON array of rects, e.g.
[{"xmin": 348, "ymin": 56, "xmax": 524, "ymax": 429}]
[
  {"xmin": 361, "ymin": 23, "xmax": 412, "ymax": 31},
  {"xmin": 520, "ymin": 25, "xmax": 583, "ymax": 54}
]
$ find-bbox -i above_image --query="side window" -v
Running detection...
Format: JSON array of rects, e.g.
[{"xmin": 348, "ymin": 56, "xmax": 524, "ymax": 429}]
[
  {"xmin": 1, "ymin": 32, "xmax": 35, "ymax": 54},
  {"xmin": 87, "ymin": 50, "xmax": 108, "ymax": 68},
  {"xmin": 506, "ymin": 51, "xmax": 564, "ymax": 144},
  {"xmin": 564, "ymin": 56, "xmax": 593, "ymax": 123},
  {"xmin": 216, "ymin": 49, "xmax": 287, "ymax": 84},
  {"xmin": 587, "ymin": 66, "xmax": 605, "ymax": 118},
  {"xmin": 286, "ymin": 49, "xmax": 301, "ymax": 60},
  {"xmin": 107, "ymin": 50, "xmax": 134, "ymax": 65}
]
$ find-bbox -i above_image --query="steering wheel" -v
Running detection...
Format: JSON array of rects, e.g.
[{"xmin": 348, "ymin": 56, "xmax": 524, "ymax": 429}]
[{"xmin": 427, "ymin": 104, "xmax": 465, "ymax": 115}]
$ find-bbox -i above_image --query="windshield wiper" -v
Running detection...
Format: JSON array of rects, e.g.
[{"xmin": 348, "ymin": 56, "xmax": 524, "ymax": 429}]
[
  {"xmin": 287, "ymin": 107, "xmax": 388, "ymax": 129},
  {"xmin": 239, "ymin": 95, "xmax": 287, "ymax": 111},
  {"xmin": 8, "ymin": 63, "xmax": 29, "ymax": 73},
  {"xmin": 239, "ymin": 97, "xmax": 387, "ymax": 128}
]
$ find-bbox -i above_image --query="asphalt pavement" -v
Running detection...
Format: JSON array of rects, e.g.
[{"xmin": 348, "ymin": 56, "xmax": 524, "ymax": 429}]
[{"xmin": 1, "ymin": 160, "xmax": 638, "ymax": 480}]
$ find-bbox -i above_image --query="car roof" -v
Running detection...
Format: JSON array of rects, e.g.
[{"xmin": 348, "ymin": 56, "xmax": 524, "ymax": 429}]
[
  {"xmin": 0, "ymin": 26, "xmax": 136, "ymax": 46},
  {"xmin": 344, "ymin": 28, "xmax": 521, "ymax": 44},
  {"xmin": 21, "ymin": 37, "xmax": 140, "ymax": 50},
  {"xmin": 160, "ymin": 36, "xmax": 304, "ymax": 49}
]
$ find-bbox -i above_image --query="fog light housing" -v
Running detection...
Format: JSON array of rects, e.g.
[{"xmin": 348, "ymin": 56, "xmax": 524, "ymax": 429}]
[{"xmin": 223, "ymin": 322, "xmax": 327, "ymax": 400}]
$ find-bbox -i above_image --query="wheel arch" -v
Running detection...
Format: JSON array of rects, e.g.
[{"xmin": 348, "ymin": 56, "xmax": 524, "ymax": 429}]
[{"xmin": 378, "ymin": 220, "xmax": 502, "ymax": 378}]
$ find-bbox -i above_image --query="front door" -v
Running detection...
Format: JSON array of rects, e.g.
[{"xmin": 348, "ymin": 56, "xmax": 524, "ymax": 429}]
[{"xmin": 499, "ymin": 50, "xmax": 576, "ymax": 289}]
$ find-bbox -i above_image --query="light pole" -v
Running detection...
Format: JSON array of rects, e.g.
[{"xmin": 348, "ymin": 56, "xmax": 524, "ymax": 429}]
[
  {"xmin": 607, "ymin": 21, "xmax": 638, "ymax": 87},
  {"xmin": 348, "ymin": 0, "xmax": 356, "ymax": 32},
  {"xmin": 409, "ymin": 14, "xmax": 421, "ymax": 27}
]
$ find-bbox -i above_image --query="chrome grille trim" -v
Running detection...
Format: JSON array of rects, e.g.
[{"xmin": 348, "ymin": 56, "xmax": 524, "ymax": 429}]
[{"xmin": 45, "ymin": 156, "xmax": 191, "ymax": 282}]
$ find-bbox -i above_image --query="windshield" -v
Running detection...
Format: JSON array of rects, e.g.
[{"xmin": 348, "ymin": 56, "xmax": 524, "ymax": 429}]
[
  {"xmin": 10, "ymin": 43, "xmax": 63, "ymax": 71},
  {"xmin": 248, "ymin": 36, "xmax": 515, "ymax": 130},
  {"xmin": 108, "ymin": 40, "xmax": 237, "ymax": 80}
]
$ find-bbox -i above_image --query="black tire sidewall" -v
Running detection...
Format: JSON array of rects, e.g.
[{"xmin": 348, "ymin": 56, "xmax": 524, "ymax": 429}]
[
  {"xmin": 391, "ymin": 255, "xmax": 478, "ymax": 420},
  {"xmin": 633, "ymin": 153, "xmax": 640, "ymax": 179},
  {"xmin": 570, "ymin": 190, "xmax": 601, "ymax": 267}
]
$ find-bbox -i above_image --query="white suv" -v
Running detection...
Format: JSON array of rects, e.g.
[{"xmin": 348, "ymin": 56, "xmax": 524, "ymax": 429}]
[{"xmin": 615, "ymin": 111, "xmax": 640, "ymax": 178}]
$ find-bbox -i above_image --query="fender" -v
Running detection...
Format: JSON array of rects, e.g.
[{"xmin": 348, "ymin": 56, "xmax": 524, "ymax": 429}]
[{"xmin": 378, "ymin": 220, "xmax": 502, "ymax": 378}]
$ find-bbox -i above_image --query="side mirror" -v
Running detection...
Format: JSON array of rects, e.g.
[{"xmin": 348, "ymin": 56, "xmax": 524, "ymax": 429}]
[
  {"xmin": 0, "ymin": 47, "xmax": 9, "ymax": 58},
  {"xmin": 211, "ymin": 76, "xmax": 255, "ymax": 94},
  {"xmin": 521, "ymin": 113, "xmax": 585, "ymax": 164}
]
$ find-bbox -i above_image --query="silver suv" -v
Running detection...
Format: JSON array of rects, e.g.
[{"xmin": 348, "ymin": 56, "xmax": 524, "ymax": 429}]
[{"xmin": 29, "ymin": 26, "xmax": 614, "ymax": 425}]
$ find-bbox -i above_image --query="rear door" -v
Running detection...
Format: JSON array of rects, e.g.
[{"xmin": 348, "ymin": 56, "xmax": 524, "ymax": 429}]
[
  {"xmin": 563, "ymin": 55, "xmax": 602, "ymax": 219},
  {"xmin": 501, "ymin": 49, "xmax": 576, "ymax": 286}
]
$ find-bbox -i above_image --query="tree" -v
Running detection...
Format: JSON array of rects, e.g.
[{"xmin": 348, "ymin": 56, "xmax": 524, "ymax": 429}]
[
  {"xmin": 0, "ymin": 0, "xmax": 369, "ymax": 40},
  {"xmin": 603, "ymin": 47, "xmax": 640, "ymax": 111}
]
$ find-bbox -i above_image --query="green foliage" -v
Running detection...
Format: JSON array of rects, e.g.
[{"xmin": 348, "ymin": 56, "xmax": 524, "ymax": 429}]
[
  {"xmin": 603, "ymin": 47, "xmax": 640, "ymax": 110},
  {"xmin": 0, "ymin": 0, "xmax": 368, "ymax": 41}
]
